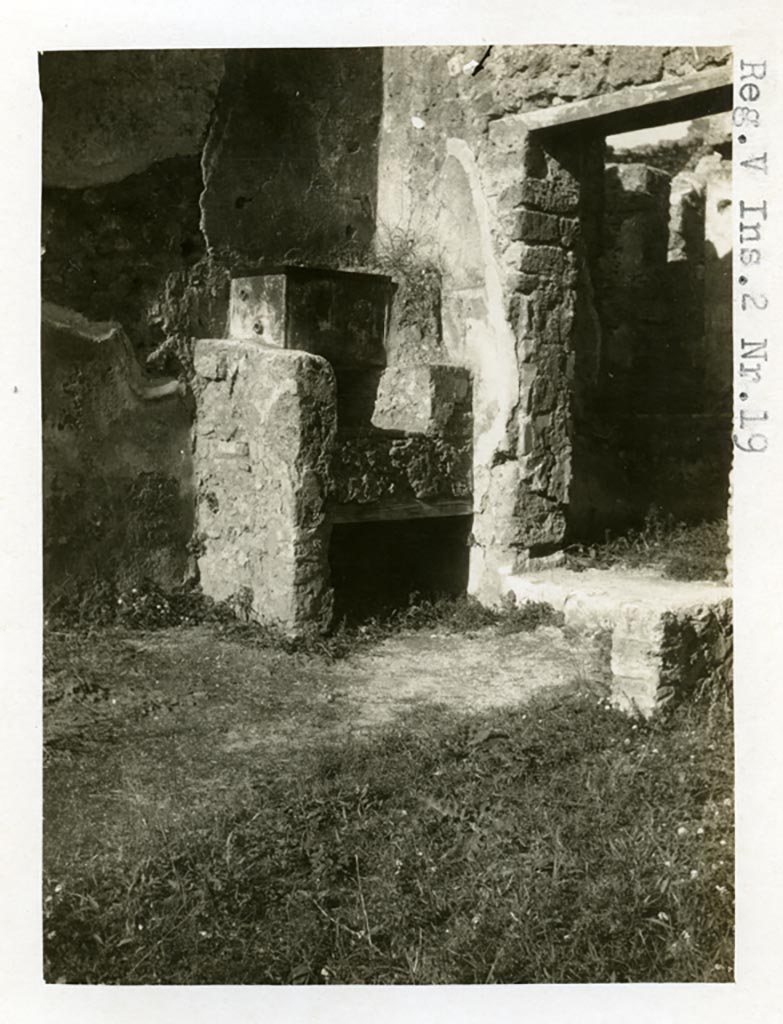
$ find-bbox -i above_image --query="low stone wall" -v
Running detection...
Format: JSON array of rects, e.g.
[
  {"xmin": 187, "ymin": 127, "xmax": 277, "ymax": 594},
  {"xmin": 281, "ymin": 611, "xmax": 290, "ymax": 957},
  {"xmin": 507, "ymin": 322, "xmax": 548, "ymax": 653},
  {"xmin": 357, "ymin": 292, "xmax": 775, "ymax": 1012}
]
[
  {"xmin": 42, "ymin": 303, "xmax": 194, "ymax": 597},
  {"xmin": 507, "ymin": 567, "xmax": 732, "ymax": 715}
]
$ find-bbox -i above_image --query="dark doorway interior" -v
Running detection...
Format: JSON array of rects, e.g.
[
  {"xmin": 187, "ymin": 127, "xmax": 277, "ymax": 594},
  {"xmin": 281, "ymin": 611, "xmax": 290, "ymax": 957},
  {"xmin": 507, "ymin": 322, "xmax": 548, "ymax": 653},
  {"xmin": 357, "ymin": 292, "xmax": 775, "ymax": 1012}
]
[
  {"xmin": 329, "ymin": 515, "xmax": 472, "ymax": 624},
  {"xmin": 565, "ymin": 110, "xmax": 733, "ymax": 543}
]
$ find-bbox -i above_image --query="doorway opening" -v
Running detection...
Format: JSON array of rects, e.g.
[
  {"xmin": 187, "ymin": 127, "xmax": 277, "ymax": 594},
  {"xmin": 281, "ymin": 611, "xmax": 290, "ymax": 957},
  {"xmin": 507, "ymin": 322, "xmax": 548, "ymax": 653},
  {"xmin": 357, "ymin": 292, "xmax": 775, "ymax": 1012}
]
[{"xmin": 565, "ymin": 110, "xmax": 733, "ymax": 559}]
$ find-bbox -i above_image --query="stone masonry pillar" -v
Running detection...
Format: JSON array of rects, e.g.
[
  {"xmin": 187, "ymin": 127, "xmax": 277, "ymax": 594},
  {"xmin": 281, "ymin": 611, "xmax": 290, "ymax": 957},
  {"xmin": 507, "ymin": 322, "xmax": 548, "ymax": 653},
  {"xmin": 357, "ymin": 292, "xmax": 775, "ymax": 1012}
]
[{"xmin": 193, "ymin": 338, "xmax": 337, "ymax": 631}]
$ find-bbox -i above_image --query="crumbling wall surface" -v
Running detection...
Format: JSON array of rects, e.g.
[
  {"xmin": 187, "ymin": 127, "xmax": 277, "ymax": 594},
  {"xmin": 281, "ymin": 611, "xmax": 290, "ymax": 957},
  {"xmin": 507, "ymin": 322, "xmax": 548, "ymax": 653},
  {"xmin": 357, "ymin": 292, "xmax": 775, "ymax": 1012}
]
[
  {"xmin": 201, "ymin": 49, "xmax": 383, "ymax": 265},
  {"xmin": 40, "ymin": 50, "xmax": 227, "ymax": 366},
  {"xmin": 193, "ymin": 339, "xmax": 337, "ymax": 630},
  {"xmin": 600, "ymin": 163, "xmax": 673, "ymax": 412},
  {"xmin": 612, "ymin": 598, "xmax": 733, "ymax": 714},
  {"xmin": 573, "ymin": 158, "xmax": 731, "ymax": 532},
  {"xmin": 40, "ymin": 49, "xmax": 383, "ymax": 368},
  {"xmin": 331, "ymin": 433, "xmax": 472, "ymax": 509},
  {"xmin": 378, "ymin": 45, "xmax": 730, "ymax": 599},
  {"xmin": 668, "ymin": 169, "xmax": 706, "ymax": 380},
  {"xmin": 42, "ymin": 156, "xmax": 216, "ymax": 365},
  {"xmin": 40, "ymin": 50, "xmax": 225, "ymax": 189},
  {"xmin": 332, "ymin": 363, "xmax": 473, "ymax": 512},
  {"xmin": 700, "ymin": 155, "xmax": 732, "ymax": 412},
  {"xmin": 42, "ymin": 303, "xmax": 194, "ymax": 596}
]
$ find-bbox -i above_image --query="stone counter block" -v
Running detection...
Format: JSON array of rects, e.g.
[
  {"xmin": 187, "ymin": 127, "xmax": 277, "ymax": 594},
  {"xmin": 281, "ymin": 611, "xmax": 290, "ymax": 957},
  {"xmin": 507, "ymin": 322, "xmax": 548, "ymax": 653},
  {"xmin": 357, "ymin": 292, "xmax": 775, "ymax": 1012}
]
[
  {"xmin": 193, "ymin": 338, "xmax": 337, "ymax": 631},
  {"xmin": 330, "ymin": 430, "xmax": 472, "ymax": 511}
]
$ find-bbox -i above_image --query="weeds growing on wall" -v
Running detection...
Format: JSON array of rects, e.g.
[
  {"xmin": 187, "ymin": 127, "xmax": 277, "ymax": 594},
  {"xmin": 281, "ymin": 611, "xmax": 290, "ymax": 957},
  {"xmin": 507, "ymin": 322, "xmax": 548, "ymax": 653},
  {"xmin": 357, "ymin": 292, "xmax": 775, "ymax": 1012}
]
[
  {"xmin": 565, "ymin": 509, "xmax": 729, "ymax": 582},
  {"xmin": 282, "ymin": 225, "xmax": 444, "ymax": 341},
  {"xmin": 366, "ymin": 226, "xmax": 443, "ymax": 335},
  {"xmin": 140, "ymin": 226, "xmax": 444, "ymax": 385}
]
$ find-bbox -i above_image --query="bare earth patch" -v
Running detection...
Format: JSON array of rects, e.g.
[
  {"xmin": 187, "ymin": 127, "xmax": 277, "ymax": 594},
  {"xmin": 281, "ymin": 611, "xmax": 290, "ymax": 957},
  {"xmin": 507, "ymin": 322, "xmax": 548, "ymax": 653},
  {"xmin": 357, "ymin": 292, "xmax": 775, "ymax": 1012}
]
[{"xmin": 44, "ymin": 622, "xmax": 606, "ymax": 873}]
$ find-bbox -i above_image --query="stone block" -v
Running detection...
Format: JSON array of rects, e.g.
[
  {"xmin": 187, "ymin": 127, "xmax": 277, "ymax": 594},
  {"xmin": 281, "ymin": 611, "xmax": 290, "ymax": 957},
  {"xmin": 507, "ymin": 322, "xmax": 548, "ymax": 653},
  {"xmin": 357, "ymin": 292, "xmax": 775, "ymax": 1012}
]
[
  {"xmin": 611, "ymin": 599, "xmax": 732, "ymax": 714},
  {"xmin": 513, "ymin": 210, "xmax": 562, "ymax": 244},
  {"xmin": 330, "ymin": 431, "xmax": 473, "ymax": 509},
  {"xmin": 194, "ymin": 338, "xmax": 338, "ymax": 632},
  {"xmin": 504, "ymin": 568, "xmax": 732, "ymax": 716},
  {"xmin": 510, "ymin": 492, "xmax": 566, "ymax": 548},
  {"xmin": 229, "ymin": 274, "xmax": 287, "ymax": 344},
  {"xmin": 519, "ymin": 176, "xmax": 581, "ymax": 214},
  {"xmin": 371, "ymin": 364, "xmax": 472, "ymax": 436},
  {"xmin": 228, "ymin": 266, "xmax": 394, "ymax": 369},
  {"xmin": 518, "ymin": 245, "xmax": 577, "ymax": 284}
]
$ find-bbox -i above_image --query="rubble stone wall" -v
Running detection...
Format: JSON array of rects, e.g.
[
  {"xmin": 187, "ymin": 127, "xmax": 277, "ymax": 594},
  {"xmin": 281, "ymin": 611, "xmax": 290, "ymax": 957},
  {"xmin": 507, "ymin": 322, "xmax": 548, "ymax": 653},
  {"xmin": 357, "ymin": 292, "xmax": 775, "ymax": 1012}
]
[{"xmin": 41, "ymin": 46, "xmax": 732, "ymax": 616}]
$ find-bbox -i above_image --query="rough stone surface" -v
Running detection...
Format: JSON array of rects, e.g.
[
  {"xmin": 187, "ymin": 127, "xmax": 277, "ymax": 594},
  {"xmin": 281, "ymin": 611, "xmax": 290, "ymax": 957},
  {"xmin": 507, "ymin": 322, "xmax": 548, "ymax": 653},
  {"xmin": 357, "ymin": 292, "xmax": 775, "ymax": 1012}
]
[
  {"xmin": 41, "ymin": 45, "xmax": 734, "ymax": 628},
  {"xmin": 201, "ymin": 49, "xmax": 382, "ymax": 264},
  {"xmin": 378, "ymin": 45, "xmax": 731, "ymax": 600},
  {"xmin": 504, "ymin": 568, "xmax": 732, "ymax": 714},
  {"xmin": 600, "ymin": 161, "xmax": 673, "ymax": 414},
  {"xmin": 40, "ymin": 49, "xmax": 383, "ymax": 371},
  {"xmin": 42, "ymin": 303, "xmax": 193, "ymax": 593},
  {"xmin": 41, "ymin": 156, "xmax": 210, "ymax": 364},
  {"xmin": 371, "ymin": 364, "xmax": 472, "ymax": 436},
  {"xmin": 700, "ymin": 156, "xmax": 732, "ymax": 411},
  {"xmin": 193, "ymin": 339, "xmax": 337, "ymax": 630},
  {"xmin": 330, "ymin": 431, "xmax": 472, "ymax": 509},
  {"xmin": 568, "ymin": 156, "xmax": 732, "ymax": 537},
  {"xmin": 227, "ymin": 268, "xmax": 394, "ymax": 369}
]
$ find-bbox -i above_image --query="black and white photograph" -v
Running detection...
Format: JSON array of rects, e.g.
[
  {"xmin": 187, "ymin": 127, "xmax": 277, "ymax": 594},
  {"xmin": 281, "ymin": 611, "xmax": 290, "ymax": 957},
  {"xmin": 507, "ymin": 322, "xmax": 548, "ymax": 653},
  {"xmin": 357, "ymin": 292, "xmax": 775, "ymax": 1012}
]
[
  {"xmin": 39, "ymin": 42, "xmax": 736, "ymax": 985},
  {"xmin": 1, "ymin": 4, "xmax": 782, "ymax": 1019}
]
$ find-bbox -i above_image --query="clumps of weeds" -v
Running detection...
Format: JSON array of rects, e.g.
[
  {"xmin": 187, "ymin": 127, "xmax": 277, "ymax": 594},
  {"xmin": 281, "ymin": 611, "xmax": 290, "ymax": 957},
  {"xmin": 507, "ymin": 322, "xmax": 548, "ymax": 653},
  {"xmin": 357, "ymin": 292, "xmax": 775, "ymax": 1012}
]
[
  {"xmin": 281, "ymin": 224, "xmax": 444, "ymax": 341},
  {"xmin": 45, "ymin": 575, "xmax": 236, "ymax": 631},
  {"xmin": 46, "ymin": 573, "xmax": 562, "ymax": 666},
  {"xmin": 368, "ymin": 226, "xmax": 443, "ymax": 336},
  {"xmin": 565, "ymin": 509, "xmax": 728, "ymax": 582},
  {"xmin": 44, "ymin": 680, "xmax": 734, "ymax": 984},
  {"xmin": 386, "ymin": 592, "xmax": 562, "ymax": 635},
  {"xmin": 318, "ymin": 592, "xmax": 561, "ymax": 657}
]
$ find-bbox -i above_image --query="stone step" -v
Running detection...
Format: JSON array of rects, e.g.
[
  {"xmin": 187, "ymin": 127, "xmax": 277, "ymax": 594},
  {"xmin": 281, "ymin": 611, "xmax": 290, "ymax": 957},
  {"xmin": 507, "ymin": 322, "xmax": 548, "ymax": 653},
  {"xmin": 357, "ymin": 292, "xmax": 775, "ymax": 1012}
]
[{"xmin": 505, "ymin": 568, "xmax": 732, "ymax": 715}]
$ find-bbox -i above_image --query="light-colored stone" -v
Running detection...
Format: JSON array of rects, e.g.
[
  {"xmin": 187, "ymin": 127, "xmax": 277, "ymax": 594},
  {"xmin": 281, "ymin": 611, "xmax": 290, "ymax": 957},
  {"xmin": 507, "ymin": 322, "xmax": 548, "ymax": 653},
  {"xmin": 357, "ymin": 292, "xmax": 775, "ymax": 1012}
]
[
  {"xmin": 505, "ymin": 567, "xmax": 731, "ymax": 714},
  {"xmin": 193, "ymin": 339, "xmax": 337, "ymax": 632},
  {"xmin": 229, "ymin": 276, "xmax": 288, "ymax": 344},
  {"xmin": 371, "ymin": 364, "xmax": 472, "ymax": 436}
]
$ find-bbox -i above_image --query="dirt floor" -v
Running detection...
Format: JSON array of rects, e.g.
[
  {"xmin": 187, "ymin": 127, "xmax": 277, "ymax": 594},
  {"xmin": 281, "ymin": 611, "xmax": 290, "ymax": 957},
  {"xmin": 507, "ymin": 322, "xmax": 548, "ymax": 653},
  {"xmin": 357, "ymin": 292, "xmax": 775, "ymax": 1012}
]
[{"xmin": 43, "ymin": 622, "xmax": 607, "ymax": 877}]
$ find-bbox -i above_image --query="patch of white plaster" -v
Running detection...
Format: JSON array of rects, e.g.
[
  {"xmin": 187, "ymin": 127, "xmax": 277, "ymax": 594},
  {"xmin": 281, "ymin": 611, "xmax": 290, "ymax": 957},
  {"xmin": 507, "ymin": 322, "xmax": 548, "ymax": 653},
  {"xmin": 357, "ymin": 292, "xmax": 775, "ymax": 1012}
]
[{"xmin": 441, "ymin": 139, "xmax": 522, "ymax": 598}]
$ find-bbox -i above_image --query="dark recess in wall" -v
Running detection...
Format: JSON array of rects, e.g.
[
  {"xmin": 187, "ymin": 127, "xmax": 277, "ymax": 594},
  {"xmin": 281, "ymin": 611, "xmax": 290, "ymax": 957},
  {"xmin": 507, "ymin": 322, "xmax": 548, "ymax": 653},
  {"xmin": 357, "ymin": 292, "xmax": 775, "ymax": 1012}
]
[{"xmin": 329, "ymin": 515, "xmax": 472, "ymax": 623}]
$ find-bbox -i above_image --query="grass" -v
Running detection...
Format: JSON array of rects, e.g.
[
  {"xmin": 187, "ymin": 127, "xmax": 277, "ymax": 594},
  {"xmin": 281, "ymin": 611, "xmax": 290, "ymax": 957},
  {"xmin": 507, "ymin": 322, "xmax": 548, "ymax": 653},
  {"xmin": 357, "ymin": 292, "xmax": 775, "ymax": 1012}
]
[
  {"xmin": 565, "ymin": 510, "xmax": 729, "ymax": 582},
  {"xmin": 45, "ymin": 577, "xmax": 561, "ymax": 658},
  {"xmin": 42, "ymin": 608, "xmax": 733, "ymax": 985}
]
